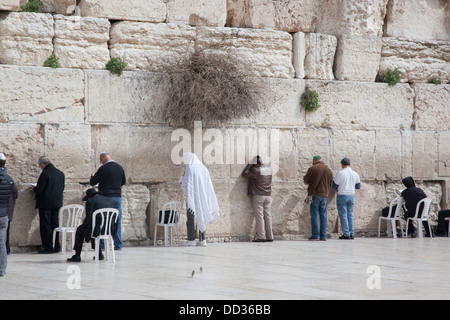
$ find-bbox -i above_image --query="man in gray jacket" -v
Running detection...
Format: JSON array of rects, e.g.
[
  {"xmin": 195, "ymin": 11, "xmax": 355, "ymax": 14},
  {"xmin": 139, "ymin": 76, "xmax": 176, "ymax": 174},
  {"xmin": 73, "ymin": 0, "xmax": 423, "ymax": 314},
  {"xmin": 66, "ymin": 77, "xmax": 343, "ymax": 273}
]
[
  {"xmin": 0, "ymin": 153, "xmax": 15, "ymax": 276},
  {"xmin": 242, "ymin": 156, "xmax": 273, "ymax": 242}
]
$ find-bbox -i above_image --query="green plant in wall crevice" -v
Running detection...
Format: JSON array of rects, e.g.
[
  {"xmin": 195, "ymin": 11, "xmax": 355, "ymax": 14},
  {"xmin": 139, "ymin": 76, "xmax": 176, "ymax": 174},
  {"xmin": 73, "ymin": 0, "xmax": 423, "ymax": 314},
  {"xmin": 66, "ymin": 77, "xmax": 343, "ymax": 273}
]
[
  {"xmin": 106, "ymin": 57, "xmax": 127, "ymax": 76},
  {"xmin": 301, "ymin": 88, "xmax": 321, "ymax": 112},
  {"xmin": 382, "ymin": 68, "xmax": 401, "ymax": 86},
  {"xmin": 44, "ymin": 54, "xmax": 60, "ymax": 69},
  {"xmin": 21, "ymin": 0, "xmax": 43, "ymax": 13}
]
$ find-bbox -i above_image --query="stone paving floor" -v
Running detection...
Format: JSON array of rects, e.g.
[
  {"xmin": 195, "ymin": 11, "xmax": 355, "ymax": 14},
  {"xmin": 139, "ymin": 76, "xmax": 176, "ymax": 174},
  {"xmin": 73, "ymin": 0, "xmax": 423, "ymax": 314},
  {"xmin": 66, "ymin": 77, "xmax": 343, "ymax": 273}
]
[{"xmin": 0, "ymin": 237, "xmax": 449, "ymax": 300}]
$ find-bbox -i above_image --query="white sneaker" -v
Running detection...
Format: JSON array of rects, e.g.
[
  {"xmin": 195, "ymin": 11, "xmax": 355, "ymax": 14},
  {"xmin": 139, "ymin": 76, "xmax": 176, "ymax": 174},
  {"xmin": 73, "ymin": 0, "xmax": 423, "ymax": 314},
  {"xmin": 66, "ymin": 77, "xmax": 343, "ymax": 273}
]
[
  {"xmin": 197, "ymin": 240, "xmax": 207, "ymax": 247},
  {"xmin": 182, "ymin": 240, "xmax": 197, "ymax": 247}
]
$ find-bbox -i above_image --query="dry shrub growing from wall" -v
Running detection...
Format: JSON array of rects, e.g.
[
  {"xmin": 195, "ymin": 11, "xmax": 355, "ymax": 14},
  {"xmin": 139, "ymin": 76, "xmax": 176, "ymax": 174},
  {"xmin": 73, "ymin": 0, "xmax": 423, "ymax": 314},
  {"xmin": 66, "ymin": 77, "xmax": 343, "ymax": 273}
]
[{"xmin": 161, "ymin": 50, "xmax": 269, "ymax": 127}]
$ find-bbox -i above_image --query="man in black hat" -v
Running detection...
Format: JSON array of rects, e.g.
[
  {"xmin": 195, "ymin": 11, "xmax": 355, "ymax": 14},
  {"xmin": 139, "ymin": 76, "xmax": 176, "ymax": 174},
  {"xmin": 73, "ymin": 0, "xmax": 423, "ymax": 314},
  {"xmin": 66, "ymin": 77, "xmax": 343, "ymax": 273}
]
[{"xmin": 67, "ymin": 188, "xmax": 116, "ymax": 262}]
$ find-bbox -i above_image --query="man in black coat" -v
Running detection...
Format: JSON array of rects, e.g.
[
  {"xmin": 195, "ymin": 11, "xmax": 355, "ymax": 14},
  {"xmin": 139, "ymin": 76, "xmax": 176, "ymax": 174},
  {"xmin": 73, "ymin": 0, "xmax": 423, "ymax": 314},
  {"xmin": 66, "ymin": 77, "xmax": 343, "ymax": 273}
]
[
  {"xmin": 67, "ymin": 188, "xmax": 117, "ymax": 262},
  {"xmin": 397, "ymin": 176, "xmax": 431, "ymax": 237},
  {"xmin": 33, "ymin": 156, "xmax": 65, "ymax": 253},
  {"xmin": 90, "ymin": 152, "xmax": 126, "ymax": 250}
]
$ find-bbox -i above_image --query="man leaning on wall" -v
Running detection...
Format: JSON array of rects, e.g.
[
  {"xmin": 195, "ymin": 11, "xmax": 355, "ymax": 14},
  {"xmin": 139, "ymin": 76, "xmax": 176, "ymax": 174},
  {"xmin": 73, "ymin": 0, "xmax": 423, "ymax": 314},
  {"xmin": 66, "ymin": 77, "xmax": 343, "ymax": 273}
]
[{"xmin": 242, "ymin": 155, "xmax": 274, "ymax": 243}]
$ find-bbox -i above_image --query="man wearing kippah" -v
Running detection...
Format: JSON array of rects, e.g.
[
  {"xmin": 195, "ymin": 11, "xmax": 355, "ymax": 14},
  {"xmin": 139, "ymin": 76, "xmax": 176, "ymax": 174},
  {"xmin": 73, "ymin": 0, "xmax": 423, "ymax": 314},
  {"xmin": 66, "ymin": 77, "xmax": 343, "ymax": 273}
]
[{"xmin": 332, "ymin": 158, "xmax": 361, "ymax": 239}]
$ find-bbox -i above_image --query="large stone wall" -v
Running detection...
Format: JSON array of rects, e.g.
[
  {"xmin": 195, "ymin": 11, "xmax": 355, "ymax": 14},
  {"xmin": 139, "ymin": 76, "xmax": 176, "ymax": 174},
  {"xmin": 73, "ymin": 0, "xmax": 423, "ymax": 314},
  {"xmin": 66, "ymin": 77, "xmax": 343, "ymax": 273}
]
[{"xmin": 0, "ymin": 0, "xmax": 449, "ymax": 249}]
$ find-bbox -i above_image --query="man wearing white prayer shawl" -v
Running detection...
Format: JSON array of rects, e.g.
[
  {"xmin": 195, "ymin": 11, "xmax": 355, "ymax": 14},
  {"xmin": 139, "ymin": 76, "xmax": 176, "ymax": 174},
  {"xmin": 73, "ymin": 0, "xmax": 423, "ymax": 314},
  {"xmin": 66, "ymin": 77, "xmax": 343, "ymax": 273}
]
[{"xmin": 180, "ymin": 153, "xmax": 220, "ymax": 247}]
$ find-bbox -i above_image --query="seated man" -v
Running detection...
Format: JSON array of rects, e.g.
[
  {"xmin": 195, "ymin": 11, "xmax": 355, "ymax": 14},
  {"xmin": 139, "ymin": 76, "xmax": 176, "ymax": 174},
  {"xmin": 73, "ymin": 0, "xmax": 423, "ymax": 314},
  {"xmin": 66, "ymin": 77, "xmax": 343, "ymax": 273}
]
[
  {"xmin": 67, "ymin": 188, "xmax": 117, "ymax": 262},
  {"xmin": 397, "ymin": 176, "xmax": 431, "ymax": 237}
]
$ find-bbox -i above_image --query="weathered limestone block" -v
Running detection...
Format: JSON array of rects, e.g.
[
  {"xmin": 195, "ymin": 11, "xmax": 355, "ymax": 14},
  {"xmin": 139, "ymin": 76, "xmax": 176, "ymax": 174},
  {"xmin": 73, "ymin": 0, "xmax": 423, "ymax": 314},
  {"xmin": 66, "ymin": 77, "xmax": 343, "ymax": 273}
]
[
  {"xmin": 10, "ymin": 184, "xmax": 42, "ymax": 248},
  {"xmin": 374, "ymin": 130, "xmax": 402, "ymax": 181},
  {"xmin": 42, "ymin": 0, "xmax": 76, "ymax": 15},
  {"xmin": 303, "ymin": 33, "xmax": 337, "ymax": 80},
  {"xmin": 90, "ymin": 125, "xmax": 185, "ymax": 184},
  {"xmin": 109, "ymin": 22, "xmax": 196, "ymax": 72},
  {"xmin": 0, "ymin": 124, "xmax": 44, "ymax": 182},
  {"xmin": 44, "ymin": 124, "xmax": 91, "ymax": 182},
  {"xmin": 90, "ymin": 126, "xmax": 131, "ymax": 181},
  {"xmin": 334, "ymin": 35, "xmax": 382, "ymax": 81},
  {"xmin": 0, "ymin": 65, "xmax": 85, "ymax": 123},
  {"xmin": 402, "ymin": 130, "xmax": 437, "ymax": 180},
  {"xmin": 86, "ymin": 70, "xmax": 167, "ymax": 124},
  {"xmin": 438, "ymin": 132, "xmax": 450, "ymax": 177},
  {"xmin": 227, "ymin": 0, "xmax": 388, "ymax": 36},
  {"xmin": 217, "ymin": 127, "xmax": 297, "ymax": 180},
  {"xmin": 305, "ymin": 80, "xmax": 415, "ymax": 130},
  {"xmin": 384, "ymin": 0, "xmax": 450, "ymax": 41},
  {"xmin": 130, "ymin": 126, "xmax": 185, "ymax": 183},
  {"xmin": 166, "ymin": 0, "xmax": 227, "ymax": 27},
  {"xmin": 331, "ymin": 130, "xmax": 376, "ymax": 180},
  {"xmin": 292, "ymin": 33, "xmax": 305, "ymax": 79},
  {"xmin": 412, "ymin": 84, "xmax": 450, "ymax": 131},
  {"xmin": 317, "ymin": 0, "xmax": 388, "ymax": 37},
  {"xmin": 53, "ymin": 15, "xmax": 110, "ymax": 69},
  {"xmin": 355, "ymin": 181, "xmax": 388, "ymax": 235},
  {"xmin": 294, "ymin": 32, "xmax": 338, "ymax": 80},
  {"xmin": 196, "ymin": 26, "xmax": 294, "ymax": 79},
  {"xmin": 227, "ymin": 0, "xmax": 320, "ymax": 32},
  {"xmin": 380, "ymin": 37, "xmax": 450, "ymax": 83},
  {"xmin": 229, "ymin": 78, "xmax": 306, "ymax": 127},
  {"xmin": 121, "ymin": 184, "xmax": 150, "ymax": 242},
  {"xmin": 110, "ymin": 22, "xmax": 294, "ymax": 78},
  {"xmin": 0, "ymin": 12, "xmax": 54, "ymax": 66},
  {"xmin": 78, "ymin": 0, "xmax": 166, "ymax": 22},
  {"xmin": 297, "ymin": 129, "xmax": 332, "ymax": 177},
  {"xmin": 0, "ymin": 0, "xmax": 20, "ymax": 11}
]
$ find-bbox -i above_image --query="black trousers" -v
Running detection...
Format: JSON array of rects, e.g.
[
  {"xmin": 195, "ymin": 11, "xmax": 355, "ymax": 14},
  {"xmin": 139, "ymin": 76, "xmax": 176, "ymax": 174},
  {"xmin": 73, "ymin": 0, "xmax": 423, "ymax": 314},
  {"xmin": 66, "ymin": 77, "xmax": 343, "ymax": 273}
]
[
  {"xmin": 73, "ymin": 224, "xmax": 102, "ymax": 257},
  {"xmin": 436, "ymin": 210, "xmax": 450, "ymax": 236},
  {"xmin": 404, "ymin": 210, "xmax": 431, "ymax": 236},
  {"xmin": 6, "ymin": 220, "xmax": 10, "ymax": 254},
  {"xmin": 38, "ymin": 208, "xmax": 60, "ymax": 251}
]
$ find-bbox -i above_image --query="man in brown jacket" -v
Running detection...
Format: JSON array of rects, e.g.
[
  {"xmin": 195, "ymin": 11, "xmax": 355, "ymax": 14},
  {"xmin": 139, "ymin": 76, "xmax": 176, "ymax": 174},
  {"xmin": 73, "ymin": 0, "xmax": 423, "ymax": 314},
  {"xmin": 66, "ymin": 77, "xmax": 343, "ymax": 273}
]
[
  {"xmin": 242, "ymin": 156, "xmax": 273, "ymax": 242},
  {"xmin": 303, "ymin": 155, "xmax": 333, "ymax": 241}
]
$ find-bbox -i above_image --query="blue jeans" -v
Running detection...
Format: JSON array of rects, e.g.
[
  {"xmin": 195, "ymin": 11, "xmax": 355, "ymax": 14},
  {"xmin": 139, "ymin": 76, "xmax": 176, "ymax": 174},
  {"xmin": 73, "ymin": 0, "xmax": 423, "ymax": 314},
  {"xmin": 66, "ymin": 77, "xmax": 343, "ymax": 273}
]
[
  {"xmin": 110, "ymin": 197, "xmax": 123, "ymax": 249},
  {"xmin": 310, "ymin": 195, "xmax": 328, "ymax": 239},
  {"xmin": 0, "ymin": 216, "xmax": 8, "ymax": 275},
  {"xmin": 337, "ymin": 194, "xmax": 355, "ymax": 236}
]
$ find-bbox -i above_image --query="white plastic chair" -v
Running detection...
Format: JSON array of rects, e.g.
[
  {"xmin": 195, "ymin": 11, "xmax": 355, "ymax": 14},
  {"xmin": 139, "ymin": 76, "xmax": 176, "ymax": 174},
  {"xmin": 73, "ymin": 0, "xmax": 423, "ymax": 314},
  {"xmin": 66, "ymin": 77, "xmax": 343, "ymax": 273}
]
[
  {"xmin": 154, "ymin": 201, "xmax": 182, "ymax": 246},
  {"xmin": 84, "ymin": 208, "xmax": 119, "ymax": 263},
  {"xmin": 378, "ymin": 197, "xmax": 405, "ymax": 238},
  {"xmin": 406, "ymin": 198, "xmax": 433, "ymax": 239},
  {"xmin": 52, "ymin": 204, "xmax": 84, "ymax": 254}
]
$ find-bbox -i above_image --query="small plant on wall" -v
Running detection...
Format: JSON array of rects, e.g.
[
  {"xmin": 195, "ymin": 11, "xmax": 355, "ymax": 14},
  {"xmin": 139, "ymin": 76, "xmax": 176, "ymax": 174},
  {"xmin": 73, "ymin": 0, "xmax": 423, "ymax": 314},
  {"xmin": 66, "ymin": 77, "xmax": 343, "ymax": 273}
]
[
  {"xmin": 301, "ymin": 88, "xmax": 320, "ymax": 112},
  {"xmin": 161, "ymin": 50, "xmax": 269, "ymax": 127},
  {"xmin": 44, "ymin": 54, "xmax": 60, "ymax": 69},
  {"xmin": 382, "ymin": 68, "xmax": 401, "ymax": 86},
  {"xmin": 21, "ymin": 0, "xmax": 43, "ymax": 12},
  {"xmin": 106, "ymin": 57, "xmax": 127, "ymax": 76}
]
